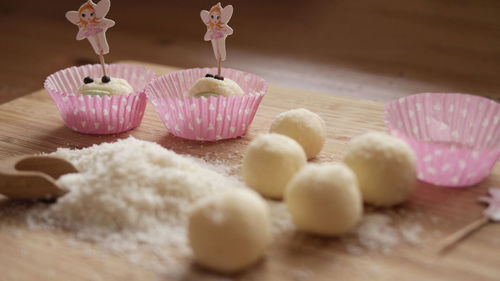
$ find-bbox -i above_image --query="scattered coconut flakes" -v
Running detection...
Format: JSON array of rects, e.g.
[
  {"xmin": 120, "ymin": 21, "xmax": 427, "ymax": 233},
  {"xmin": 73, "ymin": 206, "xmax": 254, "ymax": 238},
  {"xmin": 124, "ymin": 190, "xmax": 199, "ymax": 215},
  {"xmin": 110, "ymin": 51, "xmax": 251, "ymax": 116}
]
[
  {"xmin": 197, "ymin": 152, "xmax": 242, "ymax": 178},
  {"xmin": 267, "ymin": 200, "xmax": 294, "ymax": 235},
  {"xmin": 355, "ymin": 214, "xmax": 400, "ymax": 252},
  {"xmin": 399, "ymin": 223, "xmax": 423, "ymax": 245},
  {"xmin": 345, "ymin": 213, "xmax": 423, "ymax": 254}
]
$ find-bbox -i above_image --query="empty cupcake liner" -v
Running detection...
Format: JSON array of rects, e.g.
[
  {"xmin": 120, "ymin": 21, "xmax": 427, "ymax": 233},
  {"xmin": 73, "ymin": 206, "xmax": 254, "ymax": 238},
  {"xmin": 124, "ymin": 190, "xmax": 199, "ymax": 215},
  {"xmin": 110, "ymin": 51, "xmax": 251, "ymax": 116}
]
[
  {"xmin": 385, "ymin": 93, "xmax": 500, "ymax": 187},
  {"xmin": 146, "ymin": 67, "xmax": 267, "ymax": 141},
  {"xmin": 44, "ymin": 64, "xmax": 156, "ymax": 134}
]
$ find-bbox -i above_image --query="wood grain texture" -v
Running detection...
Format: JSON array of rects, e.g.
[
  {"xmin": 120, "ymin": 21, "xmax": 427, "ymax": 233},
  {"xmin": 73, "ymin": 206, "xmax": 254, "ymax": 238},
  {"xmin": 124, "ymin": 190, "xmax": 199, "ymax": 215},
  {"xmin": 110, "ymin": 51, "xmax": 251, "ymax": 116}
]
[{"xmin": 0, "ymin": 62, "xmax": 499, "ymax": 281}]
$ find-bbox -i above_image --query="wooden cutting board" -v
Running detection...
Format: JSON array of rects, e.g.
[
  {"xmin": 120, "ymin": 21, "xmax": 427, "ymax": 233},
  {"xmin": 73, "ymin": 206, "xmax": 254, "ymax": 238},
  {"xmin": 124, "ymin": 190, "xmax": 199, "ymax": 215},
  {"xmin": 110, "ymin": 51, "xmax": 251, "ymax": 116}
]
[{"xmin": 0, "ymin": 61, "xmax": 498, "ymax": 281}]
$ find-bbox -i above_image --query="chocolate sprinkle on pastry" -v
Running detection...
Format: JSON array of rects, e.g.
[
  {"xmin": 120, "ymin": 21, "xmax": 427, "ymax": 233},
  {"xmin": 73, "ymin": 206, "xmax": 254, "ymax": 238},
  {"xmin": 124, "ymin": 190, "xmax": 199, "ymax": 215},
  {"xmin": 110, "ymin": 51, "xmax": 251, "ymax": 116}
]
[
  {"xmin": 83, "ymin": 76, "xmax": 94, "ymax": 84},
  {"xmin": 205, "ymin": 73, "xmax": 214, "ymax": 78},
  {"xmin": 102, "ymin": 75, "xmax": 111, "ymax": 83},
  {"xmin": 214, "ymin": 75, "xmax": 224, "ymax": 81}
]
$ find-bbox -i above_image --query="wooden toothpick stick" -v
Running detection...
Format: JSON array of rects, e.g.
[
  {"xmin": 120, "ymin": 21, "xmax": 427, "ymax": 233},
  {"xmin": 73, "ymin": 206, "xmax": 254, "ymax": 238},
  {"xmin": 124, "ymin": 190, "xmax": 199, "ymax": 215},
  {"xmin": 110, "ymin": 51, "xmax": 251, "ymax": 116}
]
[
  {"xmin": 436, "ymin": 216, "xmax": 490, "ymax": 254},
  {"xmin": 217, "ymin": 57, "xmax": 222, "ymax": 77},
  {"xmin": 99, "ymin": 53, "xmax": 108, "ymax": 77}
]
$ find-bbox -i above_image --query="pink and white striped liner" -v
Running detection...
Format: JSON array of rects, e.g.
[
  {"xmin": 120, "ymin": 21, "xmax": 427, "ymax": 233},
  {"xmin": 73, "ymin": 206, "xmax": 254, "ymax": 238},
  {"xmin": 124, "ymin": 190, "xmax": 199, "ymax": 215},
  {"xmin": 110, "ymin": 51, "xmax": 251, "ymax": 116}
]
[
  {"xmin": 146, "ymin": 67, "xmax": 267, "ymax": 141},
  {"xmin": 44, "ymin": 64, "xmax": 156, "ymax": 134},
  {"xmin": 385, "ymin": 93, "xmax": 500, "ymax": 187}
]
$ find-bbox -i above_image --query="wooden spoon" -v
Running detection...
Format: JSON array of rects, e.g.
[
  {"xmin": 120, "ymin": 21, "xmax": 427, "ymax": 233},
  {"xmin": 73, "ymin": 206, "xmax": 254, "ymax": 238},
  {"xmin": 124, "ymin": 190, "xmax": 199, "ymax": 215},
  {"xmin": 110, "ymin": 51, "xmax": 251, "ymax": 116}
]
[{"xmin": 0, "ymin": 155, "xmax": 77, "ymax": 200}]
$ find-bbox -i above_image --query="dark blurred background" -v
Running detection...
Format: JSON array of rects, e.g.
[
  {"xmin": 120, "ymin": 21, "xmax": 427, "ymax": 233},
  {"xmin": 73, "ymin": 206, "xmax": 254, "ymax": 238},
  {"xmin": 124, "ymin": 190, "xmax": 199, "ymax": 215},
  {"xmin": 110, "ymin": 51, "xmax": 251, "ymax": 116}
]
[{"xmin": 1, "ymin": 0, "xmax": 499, "ymax": 103}]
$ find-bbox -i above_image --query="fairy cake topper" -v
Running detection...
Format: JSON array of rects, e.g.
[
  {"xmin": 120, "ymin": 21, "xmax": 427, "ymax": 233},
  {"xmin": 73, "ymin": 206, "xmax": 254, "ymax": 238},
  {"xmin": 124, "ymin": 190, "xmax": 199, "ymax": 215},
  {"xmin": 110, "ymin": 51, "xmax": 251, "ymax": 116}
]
[
  {"xmin": 200, "ymin": 2, "xmax": 234, "ymax": 78},
  {"xmin": 438, "ymin": 188, "xmax": 500, "ymax": 253},
  {"xmin": 65, "ymin": 0, "xmax": 115, "ymax": 81},
  {"xmin": 479, "ymin": 188, "xmax": 500, "ymax": 221}
]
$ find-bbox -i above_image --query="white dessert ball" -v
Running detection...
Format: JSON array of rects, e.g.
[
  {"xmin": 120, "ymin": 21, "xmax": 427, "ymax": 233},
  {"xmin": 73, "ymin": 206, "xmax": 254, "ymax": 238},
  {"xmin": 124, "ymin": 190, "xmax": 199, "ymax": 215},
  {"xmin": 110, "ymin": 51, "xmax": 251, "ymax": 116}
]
[
  {"xmin": 270, "ymin": 108, "xmax": 327, "ymax": 159},
  {"xmin": 344, "ymin": 132, "xmax": 417, "ymax": 207},
  {"xmin": 285, "ymin": 163, "xmax": 362, "ymax": 236},
  {"xmin": 77, "ymin": 77, "xmax": 134, "ymax": 96},
  {"xmin": 188, "ymin": 189, "xmax": 271, "ymax": 273},
  {"xmin": 187, "ymin": 77, "xmax": 244, "ymax": 98},
  {"xmin": 242, "ymin": 133, "xmax": 307, "ymax": 199}
]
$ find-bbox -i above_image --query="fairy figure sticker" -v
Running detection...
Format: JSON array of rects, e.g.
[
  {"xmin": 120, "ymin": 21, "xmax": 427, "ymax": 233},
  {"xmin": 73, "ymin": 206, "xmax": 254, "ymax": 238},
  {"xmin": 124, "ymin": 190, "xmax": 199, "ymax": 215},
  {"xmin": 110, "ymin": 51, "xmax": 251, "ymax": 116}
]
[
  {"xmin": 480, "ymin": 188, "xmax": 500, "ymax": 221},
  {"xmin": 66, "ymin": 0, "xmax": 114, "ymax": 78},
  {"xmin": 66, "ymin": 0, "xmax": 115, "ymax": 55},
  {"xmin": 200, "ymin": 3, "xmax": 234, "ymax": 76}
]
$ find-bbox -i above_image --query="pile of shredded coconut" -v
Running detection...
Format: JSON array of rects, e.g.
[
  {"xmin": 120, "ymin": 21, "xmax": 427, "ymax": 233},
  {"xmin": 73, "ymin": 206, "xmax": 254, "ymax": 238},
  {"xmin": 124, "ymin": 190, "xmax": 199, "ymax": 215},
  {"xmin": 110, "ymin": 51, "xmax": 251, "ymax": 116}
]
[{"xmin": 28, "ymin": 137, "xmax": 240, "ymax": 250}]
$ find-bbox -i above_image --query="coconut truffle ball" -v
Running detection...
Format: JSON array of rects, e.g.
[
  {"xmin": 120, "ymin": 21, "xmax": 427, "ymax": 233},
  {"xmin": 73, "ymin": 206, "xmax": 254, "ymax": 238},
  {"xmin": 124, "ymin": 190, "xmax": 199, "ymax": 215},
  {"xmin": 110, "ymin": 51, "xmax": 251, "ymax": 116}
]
[
  {"xmin": 344, "ymin": 132, "xmax": 417, "ymax": 207},
  {"xmin": 285, "ymin": 163, "xmax": 362, "ymax": 236},
  {"xmin": 242, "ymin": 133, "xmax": 307, "ymax": 199},
  {"xmin": 270, "ymin": 108, "xmax": 326, "ymax": 159},
  {"xmin": 77, "ymin": 77, "xmax": 134, "ymax": 96},
  {"xmin": 187, "ymin": 77, "xmax": 244, "ymax": 98},
  {"xmin": 188, "ymin": 189, "xmax": 271, "ymax": 273}
]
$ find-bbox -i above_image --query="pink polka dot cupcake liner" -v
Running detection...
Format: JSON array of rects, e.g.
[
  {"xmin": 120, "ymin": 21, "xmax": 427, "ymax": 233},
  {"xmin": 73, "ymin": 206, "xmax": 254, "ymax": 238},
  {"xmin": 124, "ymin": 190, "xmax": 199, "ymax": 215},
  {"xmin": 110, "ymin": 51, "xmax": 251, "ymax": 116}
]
[
  {"xmin": 44, "ymin": 64, "xmax": 156, "ymax": 135},
  {"xmin": 385, "ymin": 93, "xmax": 500, "ymax": 187},
  {"xmin": 146, "ymin": 67, "xmax": 267, "ymax": 141}
]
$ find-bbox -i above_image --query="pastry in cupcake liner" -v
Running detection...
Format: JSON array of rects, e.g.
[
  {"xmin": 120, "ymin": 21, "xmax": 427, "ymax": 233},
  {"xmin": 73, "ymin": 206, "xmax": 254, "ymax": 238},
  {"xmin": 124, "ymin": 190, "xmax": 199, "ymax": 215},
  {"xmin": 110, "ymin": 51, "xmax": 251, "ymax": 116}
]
[
  {"xmin": 385, "ymin": 93, "xmax": 500, "ymax": 187},
  {"xmin": 44, "ymin": 64, "xmax": 156, "ymax": 135},
  {"xmin": 146, "ymin": 67, "xmax": 267, "ymax": 141}
]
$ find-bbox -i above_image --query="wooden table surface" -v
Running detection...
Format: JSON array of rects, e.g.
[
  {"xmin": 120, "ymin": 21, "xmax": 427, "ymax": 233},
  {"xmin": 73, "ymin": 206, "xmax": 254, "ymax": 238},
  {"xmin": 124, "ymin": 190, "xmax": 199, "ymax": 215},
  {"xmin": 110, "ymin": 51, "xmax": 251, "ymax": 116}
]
[
  {"xmin": 1, "ymin": 0, "xmax": 500, "ymax": 105},
  {"xmin": 1, "ymin": 1, "xmax": 500, "ymax": 279},
  {"xmin": 0, "ymin": 62, "xmax": 499, "ymax": 281}
]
